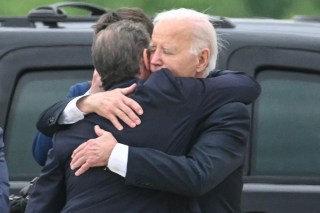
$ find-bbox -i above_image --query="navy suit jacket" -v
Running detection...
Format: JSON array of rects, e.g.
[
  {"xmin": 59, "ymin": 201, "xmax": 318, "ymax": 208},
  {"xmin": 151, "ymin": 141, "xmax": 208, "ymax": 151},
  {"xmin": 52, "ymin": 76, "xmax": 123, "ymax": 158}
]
[
  {"xmin": 29, "ymin": 69, "xmax": 260, "ymax": 213},
  {"xmin": 126, "ymin": 102, "xmax": 249, "ymax": 213}
]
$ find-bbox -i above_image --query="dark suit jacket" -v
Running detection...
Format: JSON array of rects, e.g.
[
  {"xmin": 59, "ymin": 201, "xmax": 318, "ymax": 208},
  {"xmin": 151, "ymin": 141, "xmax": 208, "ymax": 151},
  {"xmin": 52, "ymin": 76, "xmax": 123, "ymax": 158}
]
[
  {"xmin": 30, "ymin": 69, "xmax": 260, "ymax": 212},
  {"xmin": 126, "ymin": 102, "xmax": 249, "ymax": 213}
]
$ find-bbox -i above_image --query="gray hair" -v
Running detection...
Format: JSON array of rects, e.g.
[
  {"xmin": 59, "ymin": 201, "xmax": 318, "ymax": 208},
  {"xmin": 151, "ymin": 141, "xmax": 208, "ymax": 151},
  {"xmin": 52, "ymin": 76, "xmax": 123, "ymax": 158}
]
[
  {"xmin": 153, "ymin": 8, "xmax": 218, "ymax": 77},
  {"xmin": 92, "ymin": 20, "xmax": 150, "ymax": 89}
]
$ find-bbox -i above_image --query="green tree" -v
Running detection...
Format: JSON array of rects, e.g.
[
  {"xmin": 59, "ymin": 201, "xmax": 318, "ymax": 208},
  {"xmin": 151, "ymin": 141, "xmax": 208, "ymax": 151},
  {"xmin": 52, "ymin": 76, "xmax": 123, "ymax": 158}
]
[
  {"xmin": 1, "ymin": 0, "xmax": 320, "ymax": 19},
  {"xmin": 243, "ymin": 0, "xmax": 292, "ymax": 18}
]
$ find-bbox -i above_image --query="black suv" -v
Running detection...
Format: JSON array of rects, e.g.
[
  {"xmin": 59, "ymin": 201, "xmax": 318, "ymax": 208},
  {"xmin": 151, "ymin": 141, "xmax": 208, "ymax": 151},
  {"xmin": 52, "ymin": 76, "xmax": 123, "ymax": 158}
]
[{"xmin": 1, "ymin": 2, "xmax": 320, "ymax": 213}]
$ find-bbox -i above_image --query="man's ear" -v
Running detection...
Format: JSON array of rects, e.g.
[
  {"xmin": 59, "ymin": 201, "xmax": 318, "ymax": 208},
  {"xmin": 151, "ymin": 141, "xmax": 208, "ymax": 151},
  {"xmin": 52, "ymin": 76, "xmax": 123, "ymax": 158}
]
[
  {"xmin": 140, "ymin": 49, "xmax": 151, "ymax": 80},
  {"xmin": 143, "ymin": 49, "xmax": 150, "ymax": 71},
  {"xmin": 89, "ymin": 69, "xmax": 103, "ymax": 94},
  {"xmin": 196, "ymin": 48, "xmax": 210, "ymax": 73}
]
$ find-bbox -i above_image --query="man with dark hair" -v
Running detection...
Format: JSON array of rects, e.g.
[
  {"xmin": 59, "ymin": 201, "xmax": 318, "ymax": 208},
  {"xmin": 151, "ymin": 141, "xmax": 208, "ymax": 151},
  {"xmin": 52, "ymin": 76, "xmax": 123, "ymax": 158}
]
[
  {"xmin": 32, "ymin": 8, "xmax": 154, "ymax": 166},
  {"xmin": 93, "ymin": 7, "xmax": 153, "ymax": 36},
  {"xmin": 92, "ymin": 21, "xmax": 148, "ymax": 89},
  {"xmin": 26, "ymin": 20, "xmax": 151, "ymax": 212}
]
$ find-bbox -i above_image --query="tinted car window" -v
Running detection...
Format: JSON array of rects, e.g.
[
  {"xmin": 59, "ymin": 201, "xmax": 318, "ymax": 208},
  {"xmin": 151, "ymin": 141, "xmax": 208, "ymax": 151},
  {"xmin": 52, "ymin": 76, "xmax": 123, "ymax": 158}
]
[
  {"xmin": 252, "ymin": 69, "xmax": 320, "ymax": 176},
  {"xmin": 5, "ymin": 70, "xmax": 91, "ymax": 179}
]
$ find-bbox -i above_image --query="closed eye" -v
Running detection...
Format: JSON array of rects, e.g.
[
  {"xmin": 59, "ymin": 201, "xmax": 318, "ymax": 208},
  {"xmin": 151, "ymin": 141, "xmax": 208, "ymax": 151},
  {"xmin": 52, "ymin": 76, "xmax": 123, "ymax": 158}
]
[{"xmin": 148, "ymin": 45, "xmax": 156, "ymax": 53}]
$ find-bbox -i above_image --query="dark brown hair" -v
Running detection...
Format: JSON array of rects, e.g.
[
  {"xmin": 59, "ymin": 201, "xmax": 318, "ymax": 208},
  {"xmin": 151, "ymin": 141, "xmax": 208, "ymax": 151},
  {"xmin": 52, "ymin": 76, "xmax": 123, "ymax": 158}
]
[
  {"xmin": 92, "ymin": 20, "xmax": 150, "ymax": 90},
  {"xmin": 93, "ymin": 8, "xmax": 153, "ymax": 36}
]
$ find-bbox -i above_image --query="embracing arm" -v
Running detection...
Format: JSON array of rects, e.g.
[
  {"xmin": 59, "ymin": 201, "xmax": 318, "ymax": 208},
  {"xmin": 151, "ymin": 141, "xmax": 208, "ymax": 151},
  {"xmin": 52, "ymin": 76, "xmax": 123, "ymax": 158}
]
[
  {"xmin": 202, "ymin": 69, "xmax": 261, "ymax": 107},
  {"xmin": 36, "ymin": 99, "xmax": 73, "ymax": 137},
  {"xmin": 125, "ymin": 102, "xmax": 250, "ymax": 196},
  {"xmin": 36, "ymin": 99, "xmax": 71, "ymax": 137},
  {"xmin": 37, "ymin": 84, "xmax": 143, "ymax": 137}
]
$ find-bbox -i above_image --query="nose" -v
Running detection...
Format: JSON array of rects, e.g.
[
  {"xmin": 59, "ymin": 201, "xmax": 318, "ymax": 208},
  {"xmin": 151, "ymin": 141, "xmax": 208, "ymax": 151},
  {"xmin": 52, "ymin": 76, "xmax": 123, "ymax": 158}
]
[{"xmin": 150, "ymin": 49, "xmax": 163, "ymax": 71}]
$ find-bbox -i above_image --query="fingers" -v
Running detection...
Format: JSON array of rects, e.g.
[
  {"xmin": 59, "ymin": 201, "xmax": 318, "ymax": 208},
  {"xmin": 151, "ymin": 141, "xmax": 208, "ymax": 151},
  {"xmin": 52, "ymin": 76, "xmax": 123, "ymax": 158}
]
[
  {"xmin": 123, "ymin": 96, "xmax": 143, "ymax": 116},
  {"xmin": 107, "ymin": 97, "xmax": 142, "ymax": 130},
  {"xmin": 70, "ymin": 139, "xmax": 91, "ymax": 170},
  {"xmin": 70, "ymin": 154, "xmax": 86, "ymax": 171},
  {"xmin": 117, "ymin": 104, "xmax": 141, "ymax": 126},
  {"xmin": 119, "ymin": 84, "xmax": 143, "ymax": 116},
  {"xmin": 73, "ymin": 126, "xmax": 105, "ymax": 161},
  {"xmin": 120, "ymin": 83, "xmax": 137, "ymax": 95},
  {"xmin": 94, "ymin": 87, "xmax": 143, "ymax": 130},
  {"xmin": 71, "ymin": 142, "xmax": 86, "ymax": 159},
  {"xmin": 70, "ymin": 142, "xmax": 87, "ymax": 170},
  {"xmin": 74, "ymin": 162, "xmax": 91, "ymax": 176},
  {"xmin": 70, "ymin": 127, "xmax": 115, "ymax": 176},
  {"xmin": 94, "ymin": 125, "xmax": 104, "ymax": 136},
  {"xmin": 108, "ymin": 115, "xmax": 124, "ymax": 131},
  {"xmin": 70, "ymin": 142, "xmax": 103, "ymax": 174}
]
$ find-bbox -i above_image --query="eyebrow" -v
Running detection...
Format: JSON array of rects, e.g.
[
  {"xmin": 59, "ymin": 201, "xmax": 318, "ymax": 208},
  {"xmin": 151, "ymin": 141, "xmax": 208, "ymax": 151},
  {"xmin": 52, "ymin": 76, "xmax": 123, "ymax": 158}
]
[
  {"xmin": 148, "ymin": 42, "xmax": 177, "ymax": 53},
  {"xmin": 163, "ymin": 45, "xmax": 177, "ymax": 52}
]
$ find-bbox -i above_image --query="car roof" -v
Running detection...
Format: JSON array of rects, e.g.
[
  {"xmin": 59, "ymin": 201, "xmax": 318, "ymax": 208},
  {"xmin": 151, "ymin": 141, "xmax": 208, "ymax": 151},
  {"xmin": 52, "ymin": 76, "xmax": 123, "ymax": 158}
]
[
  {"xmin": 1, "ymin": 3, "xmax": 320, "ymax": 56},
  {"xmin": 228, "ymin": 17, "xmax": 320, "ymax": 35}
]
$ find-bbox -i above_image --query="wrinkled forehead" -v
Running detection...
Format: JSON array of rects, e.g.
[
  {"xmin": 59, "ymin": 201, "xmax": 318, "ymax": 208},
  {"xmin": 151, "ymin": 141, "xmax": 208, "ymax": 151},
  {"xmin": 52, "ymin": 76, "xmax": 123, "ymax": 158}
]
[
  {"xmin": 151, "ymin": 19, "xmax": 194, "ymax": 46},
  {"xmin": 153, "ymin": 19, "xmax": 195, "ymax": 34}
]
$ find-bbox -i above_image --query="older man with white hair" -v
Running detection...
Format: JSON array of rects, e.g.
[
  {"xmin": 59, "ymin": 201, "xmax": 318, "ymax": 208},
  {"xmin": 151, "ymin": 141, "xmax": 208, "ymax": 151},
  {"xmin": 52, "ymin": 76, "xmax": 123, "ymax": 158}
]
[{"xmin": 149, "ymin": 8, "xmax": 218, "ymax": 77}]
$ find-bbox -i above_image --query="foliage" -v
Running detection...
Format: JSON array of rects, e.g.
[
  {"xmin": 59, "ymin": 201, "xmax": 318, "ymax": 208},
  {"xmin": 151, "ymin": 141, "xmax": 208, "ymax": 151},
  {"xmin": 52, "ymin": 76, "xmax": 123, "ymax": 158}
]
[
  {"xmin": 243, "ymin": 0, "xmax": 292, "ymax": 18},
  {"xmin": 1, "ymin": 0, "xmax": 320, "ymax": 19}
]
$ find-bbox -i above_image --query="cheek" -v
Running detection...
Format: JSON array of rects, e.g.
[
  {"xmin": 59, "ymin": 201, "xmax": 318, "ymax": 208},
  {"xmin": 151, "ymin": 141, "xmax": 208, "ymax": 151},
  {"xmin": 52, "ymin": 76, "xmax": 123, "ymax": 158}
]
[
  {"xmin": 165, "ymin": 62, "xmax": 187, "ymax": 77},
  {"xmin": 174, "ymin": 55, "xmax": 198, "ymax": 77},
  {"xmin": 161, "ymin": 56, "xmax": 181, "ymax": 70}
]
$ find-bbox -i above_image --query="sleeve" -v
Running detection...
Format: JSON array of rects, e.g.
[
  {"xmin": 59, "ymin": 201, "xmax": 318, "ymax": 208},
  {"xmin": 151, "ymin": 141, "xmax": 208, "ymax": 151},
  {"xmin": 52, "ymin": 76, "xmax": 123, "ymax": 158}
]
[
  {"xmin": 66, "ymin": 82, "xmax": 90, "ymax": 98},
  {"xmin": 57, "ymin": 95, "xmax": 88, "ymax": 125},
  {"xmin": 36, "ymin": 99, "xmax": 73, "ymax": 137},
  {"xmin": 195, "ymin": 71, "xmax": 261, "ymax": 113},
  {"xmin": 32, "ymin": 132, "xmax": 54, "ymax": 166},
  {"xmin": 145, "ymin": 68, "xmax": 260, "ymax": 118},
  {"xmin": 125, "ymin": 102, "xmax": 250, "ymax": 197},
  {"xmin": 36, "ymin": 82, "xmax": 90, "ymax": 137},
  {"xmin": 108, "ymin": 143, "xmax": 129, "ymax": 177}
]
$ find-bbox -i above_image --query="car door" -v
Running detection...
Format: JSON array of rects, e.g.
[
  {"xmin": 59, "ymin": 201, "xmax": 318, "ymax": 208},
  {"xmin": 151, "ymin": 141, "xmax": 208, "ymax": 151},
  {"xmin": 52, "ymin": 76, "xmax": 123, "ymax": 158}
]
[
  {"xmin": 0, "ymin": 30, "xmax": 93, "ymax": 194},
  {"xmin": 221, "ymin": 30, "xmax": 320, "ymax": 213}
]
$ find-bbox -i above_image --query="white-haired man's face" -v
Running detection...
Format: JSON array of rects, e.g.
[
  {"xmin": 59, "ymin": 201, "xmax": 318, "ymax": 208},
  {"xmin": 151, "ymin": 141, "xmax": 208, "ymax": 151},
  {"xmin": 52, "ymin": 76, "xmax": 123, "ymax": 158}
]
[{"xmin": 148, "ymin": 19, "xmax": 209, "ymax": 78}]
